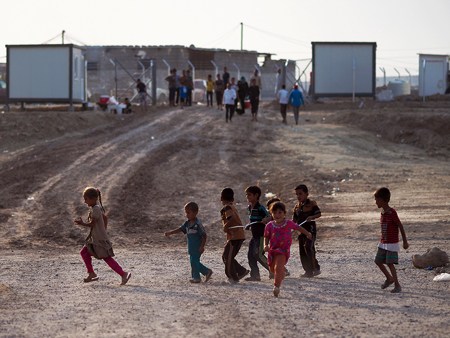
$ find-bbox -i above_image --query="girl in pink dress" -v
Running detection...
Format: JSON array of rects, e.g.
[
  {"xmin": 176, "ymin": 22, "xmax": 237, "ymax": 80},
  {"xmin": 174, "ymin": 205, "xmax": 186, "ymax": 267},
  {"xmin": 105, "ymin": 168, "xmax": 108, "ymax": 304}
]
[
  {"xmin": 74, "ymin": 187, "xmax": 131, "ymax": 285},
  {"xmin": 264, "ymin": 202, "xmax": 312, "ymax": 297}
]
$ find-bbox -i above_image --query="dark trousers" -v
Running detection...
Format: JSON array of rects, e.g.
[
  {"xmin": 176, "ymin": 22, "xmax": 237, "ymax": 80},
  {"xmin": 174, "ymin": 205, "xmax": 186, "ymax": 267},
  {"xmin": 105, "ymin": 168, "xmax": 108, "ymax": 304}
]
[
  {"xmin": 176, "ymin": 88, "xmax": 180, "ymax": 105},
  {"xmin": 225, "ymin": 104, "xmax": 235, "ymax": 121},
  {"xmin": 248, "ymin": 237, "xmax": 270, "ymax": 277},
  {"xmin": 222, "ymin": 239, "xmax": 246, "ymax": 281},
  {"xmin": 206, "ymin": 91, "xmax": 213, "ymax": 106},
  {"xmin": 280, "ymin": 104, "xmax": 287, "ymax": 122},
  {"xmin": 298, "ymin": 234, "xmax": 320, "ymax": 275},
  {"xmin": 216, "ymin": 92, "xmax": 223, "ymax": 107},
  {"xmin": 186, "ymin": 88, "xmax": 192, "ymax": 106},
  {"xmin": 251, "ymin": 99, "xmax": 259, "ymax": 114}
]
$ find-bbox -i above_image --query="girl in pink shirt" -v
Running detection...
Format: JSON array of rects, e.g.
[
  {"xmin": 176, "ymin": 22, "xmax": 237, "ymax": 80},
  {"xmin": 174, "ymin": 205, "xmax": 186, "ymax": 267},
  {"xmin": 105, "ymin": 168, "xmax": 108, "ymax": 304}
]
[{"xmin": 264, "ymin": 202, "xmax": 311, "ymax": 297}]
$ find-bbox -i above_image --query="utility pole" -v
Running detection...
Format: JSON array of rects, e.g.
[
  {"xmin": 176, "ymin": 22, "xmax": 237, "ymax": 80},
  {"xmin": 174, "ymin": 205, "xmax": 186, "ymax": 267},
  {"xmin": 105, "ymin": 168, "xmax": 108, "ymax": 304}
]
[
  {"xmin": 240, "ymin": 23, "xmax": 243, "ymax": 50},
  {"xmin": 62, "ymin": 30, "xmax": 65, "ymax": 44}
]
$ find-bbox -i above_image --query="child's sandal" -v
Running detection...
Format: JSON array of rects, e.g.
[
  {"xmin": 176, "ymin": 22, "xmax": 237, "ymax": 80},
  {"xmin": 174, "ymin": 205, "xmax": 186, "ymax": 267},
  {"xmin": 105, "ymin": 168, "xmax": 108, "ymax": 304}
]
[
  {"xmin": 381, "ymin": 279, "xmax": 394, "ymax": 289},
  {"xmin": 83, "ymin": 276, "xmax": 99, "ymax": 283}
]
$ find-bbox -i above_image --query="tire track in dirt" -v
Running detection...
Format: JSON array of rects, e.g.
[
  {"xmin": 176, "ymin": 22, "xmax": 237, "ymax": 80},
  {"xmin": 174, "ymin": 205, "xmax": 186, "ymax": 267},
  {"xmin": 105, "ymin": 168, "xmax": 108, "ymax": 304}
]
[{"xmin": 1, "ymin": 108, "xmax": 215, "ymax": 247}]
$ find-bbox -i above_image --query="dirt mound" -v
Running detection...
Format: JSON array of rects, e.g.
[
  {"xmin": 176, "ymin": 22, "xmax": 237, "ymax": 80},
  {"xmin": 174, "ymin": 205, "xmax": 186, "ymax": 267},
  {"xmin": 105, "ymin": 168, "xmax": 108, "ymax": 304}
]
[{"xmin": 412, "ymin": 247, "xmax": 450, "ymax": 268}]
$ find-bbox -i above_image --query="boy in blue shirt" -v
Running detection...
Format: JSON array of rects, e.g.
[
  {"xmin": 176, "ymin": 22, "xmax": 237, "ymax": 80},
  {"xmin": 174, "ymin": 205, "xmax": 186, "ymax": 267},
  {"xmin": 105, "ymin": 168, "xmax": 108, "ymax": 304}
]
[
  {"xmin": 165, "ymin": 202, "xmax": 213, "ymax": 283},
  {"xmin": 244, "ymin": 186, "xmax": 272, "ymax": 281}
]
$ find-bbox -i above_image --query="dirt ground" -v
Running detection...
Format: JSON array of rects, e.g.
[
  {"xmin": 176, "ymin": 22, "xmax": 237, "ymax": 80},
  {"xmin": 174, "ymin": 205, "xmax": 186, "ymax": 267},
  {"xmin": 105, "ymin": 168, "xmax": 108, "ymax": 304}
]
[{"xmin": 1, "ymin": 98, "xmax": 450, "ymax": 337}]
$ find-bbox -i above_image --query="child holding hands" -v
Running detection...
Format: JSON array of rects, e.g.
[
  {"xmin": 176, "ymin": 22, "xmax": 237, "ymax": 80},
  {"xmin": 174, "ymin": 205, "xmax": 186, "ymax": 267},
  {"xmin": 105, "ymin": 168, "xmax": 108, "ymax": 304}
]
[
  {"xmin": 74, "ymin": 187, "xmax": 131, "ymax": 285},
  {"xmin": 165, "ymin": 202, "xmax": 213, "ymax": 283},
  {"xmin": 264, "ymin": 202, "xmax": 312, "ymax": 297}
]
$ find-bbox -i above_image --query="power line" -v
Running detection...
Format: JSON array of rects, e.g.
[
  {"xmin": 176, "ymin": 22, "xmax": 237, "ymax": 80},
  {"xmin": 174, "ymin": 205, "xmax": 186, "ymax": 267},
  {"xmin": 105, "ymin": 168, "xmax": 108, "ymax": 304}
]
[
  {"xmin": 203, "ymin": 25, "xmax": 240, "ymax": 48},
  {"xmin": 244, "ymin": 24, "xmax": 311, "ymax": 48}
]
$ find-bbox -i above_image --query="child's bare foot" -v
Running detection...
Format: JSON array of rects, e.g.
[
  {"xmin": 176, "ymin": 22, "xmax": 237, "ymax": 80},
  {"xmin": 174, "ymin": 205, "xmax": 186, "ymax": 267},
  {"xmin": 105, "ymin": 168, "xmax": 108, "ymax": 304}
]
[{"xmin": 83, "ymin": 272, "xmax": 99, "ymax": 283}]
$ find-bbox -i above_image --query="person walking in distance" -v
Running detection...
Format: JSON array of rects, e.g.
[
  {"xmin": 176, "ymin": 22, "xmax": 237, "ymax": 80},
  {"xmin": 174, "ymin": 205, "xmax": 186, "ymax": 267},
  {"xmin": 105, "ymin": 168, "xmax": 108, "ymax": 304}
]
[
  {"xmin": 136, "ymin": 79, "xmax": 147, "ymax": 112},
  {"xmin": 288, "ymin": 84, "xmax": 305, "ymax": 125}
]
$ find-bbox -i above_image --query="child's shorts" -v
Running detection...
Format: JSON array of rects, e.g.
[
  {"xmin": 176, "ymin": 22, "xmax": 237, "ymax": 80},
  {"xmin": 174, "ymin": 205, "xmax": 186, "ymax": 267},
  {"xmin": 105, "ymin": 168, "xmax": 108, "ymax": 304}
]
[{"xmin": 374, "ymin": 247, "xmax": 398, "ymax": 265}]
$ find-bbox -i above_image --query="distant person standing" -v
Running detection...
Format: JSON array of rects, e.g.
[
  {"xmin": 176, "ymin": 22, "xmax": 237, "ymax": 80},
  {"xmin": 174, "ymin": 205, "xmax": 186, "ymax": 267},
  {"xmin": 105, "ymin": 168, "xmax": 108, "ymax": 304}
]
[
  {"xmin": 237, "ymin": 76, "xmax": 248, "ymax": 115},
  {"xmin": 223, "ymin": 83, "xmax": 237, "ymax": 123},
  {"xmin": 223, "ymin": 67, "xmax": 230, "ymax": 89},
  {"xmin": 277, "ymin": 84, "xmax": 289, "ymax": 124},
  {"xmin": 165, "ymin": 69, "xmax": 176, "ymax": 106},
  {"xmin": 186, "ymin": 70, "xmax": 193, "ymax": 106},
  {"xmin": 288, "ymin": 84, "xmax": 305, "ymax": 125},
  {"xmin": 250, "ymin": 69, "xmax": 262, "ymax": 93},
  {"xmin": 214, "ymin": 74, "xmax": 224, "ymax": 110},
  {"xmin": 248, "ymin": 79, "xmax": 260, "ymax": 122},
  {"xmin": 179, "ymin": 70, "xmax": 188, "ymax": 109},
  {"xmin": 173, "ymin": 69, "xmax": 181, "ymax": 106},
  {"xmin": 206, "ymin": 74, "xmax": 214, "ymax": 107},
  {"xmin": 230, "ymin": 77, "xmax": 239, "ymax": 113},
  {"xmin": 136, "ymin": 79, "xmax": 147, "ymax": 112}
]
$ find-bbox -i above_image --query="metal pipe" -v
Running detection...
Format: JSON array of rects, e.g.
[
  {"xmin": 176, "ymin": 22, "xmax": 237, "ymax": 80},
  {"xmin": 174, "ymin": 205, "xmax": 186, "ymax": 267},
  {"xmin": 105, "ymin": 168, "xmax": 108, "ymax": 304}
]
[
  {"xmin": 422, "ymin": 60, "xmax": 426, "ymax": 102},
  {"xmin": 162, "ymin": 59, "xmax": 171, "ymax": 75},
  {"xmin": 187, "ymin": 60, "xmax": 195, "ymax": 82},
  {"xmin": 352, "ymin": 59, "xmax": 356, "ymax": 102},
  {"xmin": 240, "ymin": 22, "xmax": 243, "ymax": 50},
  {"xmin": 379, "ymin": 67, "xmax": 386, "ymax": 86},
  {"xmin": 233, "ymin": 63, "xmax": 240, "ymax": 81},
  {"xmin": 394, "ymin": 68, "xmax": 400, "ymax": 79},
  {"xmin": 109, "ymin": 59, "xmax": 117, "ymax": 99},
  {"xmin": 211, "ymin": 60, "xmax": 218, "ymax": 79},
  {"xmin": 405, "ymin": 68, "xmax": 411, "ymax": 84}
]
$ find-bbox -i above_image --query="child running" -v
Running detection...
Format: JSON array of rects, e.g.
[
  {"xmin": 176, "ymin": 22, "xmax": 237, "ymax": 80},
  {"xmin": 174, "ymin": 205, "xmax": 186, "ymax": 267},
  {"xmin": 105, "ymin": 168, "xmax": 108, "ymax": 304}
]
[
  {"xmin": 220, "ymin": 188, "xmax": 249, "ymax": 284},
  {"xmin": 373, "ymin": 187, "xmax": 409, "ymax": 293},
  {"xmin": 264, "ymin": 202, "xmax": 312, "ymax": 297},
  {"xmin": 165, "ymin": 202, "xmax": 213, "ymax": 283},
  {"xmin": 74, "ymin": 187, "xmax": 131, "ymax": 285},
  {"xmin": 292, "ymin": 184, "xmax": 322, "ymax": 278},
  {"xmin": 244, "ymin": 186, "xmax": 271, "ymax": 281}
]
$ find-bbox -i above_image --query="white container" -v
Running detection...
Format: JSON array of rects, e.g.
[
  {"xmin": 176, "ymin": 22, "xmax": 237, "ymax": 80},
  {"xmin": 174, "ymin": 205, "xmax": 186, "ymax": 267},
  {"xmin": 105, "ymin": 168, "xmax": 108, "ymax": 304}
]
[
  {"xmin": 418, "ymin": 54, "xmax": 449, "ymax": 96},
  {"xmin": 387, "ymin": 79, "xmax": 410, "ymax": 97}
]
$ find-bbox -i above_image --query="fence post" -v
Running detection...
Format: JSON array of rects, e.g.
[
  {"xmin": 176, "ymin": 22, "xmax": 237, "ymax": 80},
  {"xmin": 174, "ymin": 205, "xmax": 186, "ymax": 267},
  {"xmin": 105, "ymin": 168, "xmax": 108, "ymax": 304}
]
[{"xmin": 151, "ymin": 60, "xmax": 156, "ymax": 105}]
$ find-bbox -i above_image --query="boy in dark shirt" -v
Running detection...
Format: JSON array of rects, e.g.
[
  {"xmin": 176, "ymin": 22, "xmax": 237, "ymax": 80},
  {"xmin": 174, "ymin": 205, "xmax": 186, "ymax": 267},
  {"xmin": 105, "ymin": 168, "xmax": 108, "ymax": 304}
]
[
  {"xmin": 244, "ymin": 186, "xmax": 271, "ymax": 281},
  {"xmin": 292, "ymin": 184, "xmax": 322, "ymax": 278}
]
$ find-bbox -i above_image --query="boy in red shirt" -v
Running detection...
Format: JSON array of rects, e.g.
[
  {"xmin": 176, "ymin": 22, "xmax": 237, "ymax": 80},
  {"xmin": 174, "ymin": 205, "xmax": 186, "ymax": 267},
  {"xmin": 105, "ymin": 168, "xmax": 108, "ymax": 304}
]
[{"xmin": 374, "ymin": 187, "xmax": 409, "ymax": 293}]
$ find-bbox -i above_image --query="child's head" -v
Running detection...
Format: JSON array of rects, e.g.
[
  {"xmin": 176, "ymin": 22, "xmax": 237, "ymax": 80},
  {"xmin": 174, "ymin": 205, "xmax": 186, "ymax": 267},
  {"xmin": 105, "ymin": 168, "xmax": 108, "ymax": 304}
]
[
  {"xmin": 221, "ymin": 188, "xmax": 234, "ymax": 203},
  {"xmin": 269, "ymin": 202, "xmax": 287, "ymax": 222},
  {"xmin": 281, "ymin": 85, "xmax": 286, "ymax": 89},
  {"xmin": 184, "ymin": 202, "xmax": 198, "ymax": 221},
  {"xmin": 83, "ymin": 187, "xmax": 105, "ymax": 212},
  {"xmin": 295, "ymin": 184, "xmax": 309, "ymax": 203},
  {"xmin": 374, "ymin": 187, "xmax": 390, "ymax": 209},
  {"xmin": 245, "ymin": 185, "xmax": 261, "ymax": 203},
  {"xmin": 266, "ymin": 197, "xmax": 281, "ymax": 209},
  {"xmin": 231, "ymin": 77, "xmax": 235, "ymax": 84},
  {"xmin": 208, "ymin": 74, "xmax": 212, "ymax": 79}
]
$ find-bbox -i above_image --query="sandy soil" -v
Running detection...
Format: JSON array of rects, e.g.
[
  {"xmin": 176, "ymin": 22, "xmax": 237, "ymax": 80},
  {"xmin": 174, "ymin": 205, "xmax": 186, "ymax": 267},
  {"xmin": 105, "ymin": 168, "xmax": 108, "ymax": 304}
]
[{"xmin": 1, "ymin": 99, "xmax": 450, "ymax": 337}]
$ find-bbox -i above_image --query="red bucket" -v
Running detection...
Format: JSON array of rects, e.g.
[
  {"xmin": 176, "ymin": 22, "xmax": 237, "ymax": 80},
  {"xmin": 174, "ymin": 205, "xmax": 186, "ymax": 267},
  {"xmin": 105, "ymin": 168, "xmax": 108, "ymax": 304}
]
[
  {"xmin": 244, "ymin": 99, "xmax": 251, "ymax": 109},
  {"xmin": 99, "ymin": 95, "xmax": 109, "ymax": 104}
]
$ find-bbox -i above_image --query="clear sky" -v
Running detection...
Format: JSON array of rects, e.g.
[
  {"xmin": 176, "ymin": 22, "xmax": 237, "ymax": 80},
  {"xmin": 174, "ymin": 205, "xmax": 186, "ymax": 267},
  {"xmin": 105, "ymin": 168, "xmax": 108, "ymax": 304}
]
[{"xmin": 1, "ymin": 0, "xmax": 449, "ymax": 77}]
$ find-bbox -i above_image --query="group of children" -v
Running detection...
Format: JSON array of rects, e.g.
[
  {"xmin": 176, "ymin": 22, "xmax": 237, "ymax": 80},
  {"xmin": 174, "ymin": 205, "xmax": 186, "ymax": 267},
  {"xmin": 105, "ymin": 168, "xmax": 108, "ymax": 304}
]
[
  {"xmin": 74, "ymin": 185, "xmax": 408, "ymax": 297},
  {"xmin": 163, "ymin": 185, "xmax": 316, "ymax": 297}
]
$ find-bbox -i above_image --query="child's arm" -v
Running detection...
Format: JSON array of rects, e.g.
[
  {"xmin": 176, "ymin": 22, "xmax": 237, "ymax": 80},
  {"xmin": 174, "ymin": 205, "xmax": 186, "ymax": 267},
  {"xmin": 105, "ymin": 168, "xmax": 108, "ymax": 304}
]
[
  {"xmin": 199, "ymin": 234, "xmax": 207, "ymax": 253},
  {"xmin": 306, "ymin": 212, "xmax": 321, "ymax": 223},
  {"xmin": 396, "ymin": 220, "xmax": 409, "ymax": 249},
  {"xmin": 164, "ymin": 228, "xmax": 182, "ymax": 237},
  {"xmin": 74, "ymin": 217, "xmax": 96, "ymax": 228},
  {"xmin": 297, "ymin": 226, "xmax": 313, "ymax": 240},
  {"xmin": 223, "ymin": 214, "xmax": 237, "ymax": 232},
  {"xmin": 264, "ymin": 237, "xmax": 270, "ymax": 252}
]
